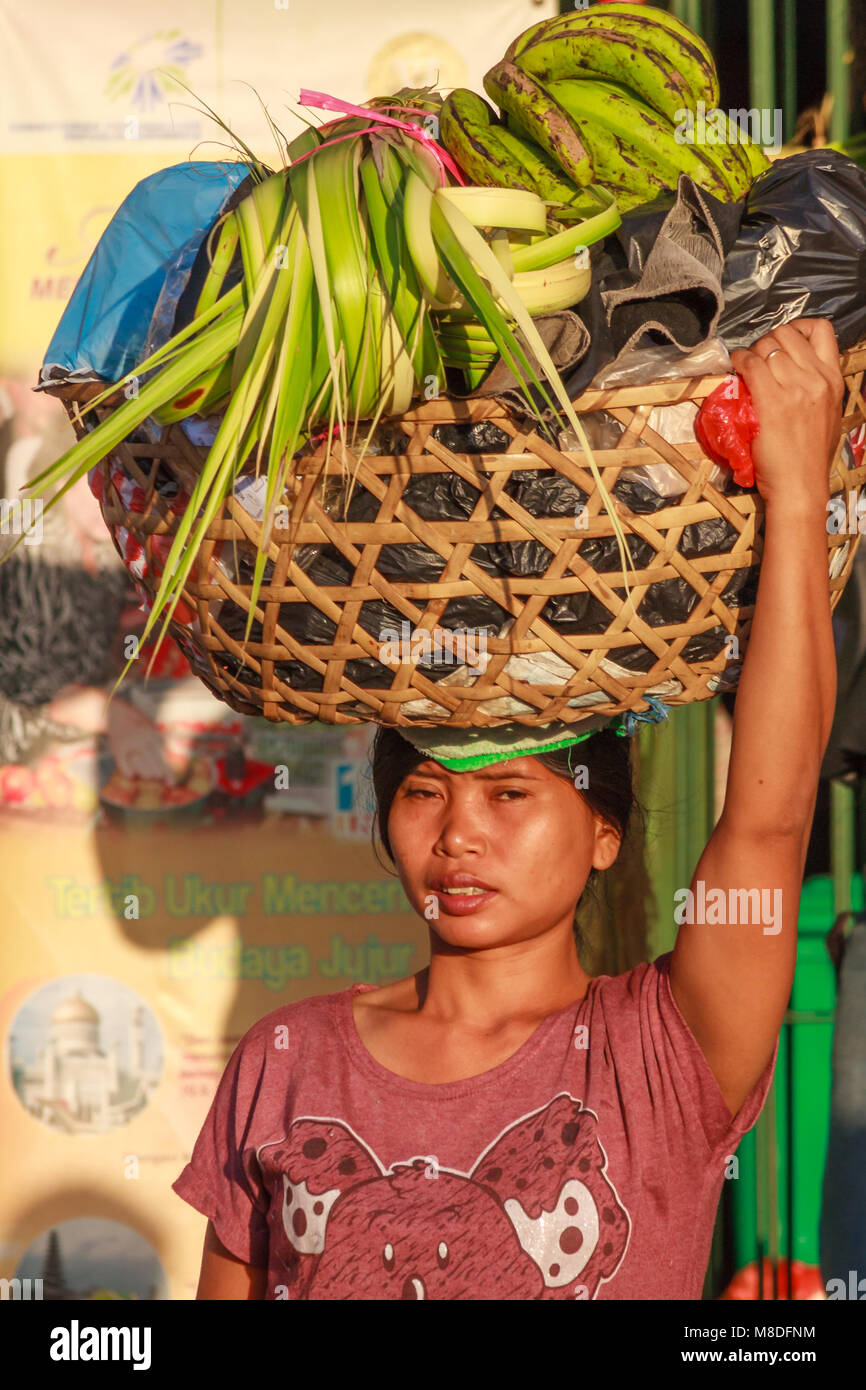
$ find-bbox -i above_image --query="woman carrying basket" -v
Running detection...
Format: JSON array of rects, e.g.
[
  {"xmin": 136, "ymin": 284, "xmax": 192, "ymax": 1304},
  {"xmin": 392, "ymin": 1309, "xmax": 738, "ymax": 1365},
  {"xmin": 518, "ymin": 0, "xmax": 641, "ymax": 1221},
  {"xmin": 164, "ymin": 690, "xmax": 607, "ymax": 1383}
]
[{"xmin": 173, "ymin": 317, "xmax": 845, "ymax": 1300}]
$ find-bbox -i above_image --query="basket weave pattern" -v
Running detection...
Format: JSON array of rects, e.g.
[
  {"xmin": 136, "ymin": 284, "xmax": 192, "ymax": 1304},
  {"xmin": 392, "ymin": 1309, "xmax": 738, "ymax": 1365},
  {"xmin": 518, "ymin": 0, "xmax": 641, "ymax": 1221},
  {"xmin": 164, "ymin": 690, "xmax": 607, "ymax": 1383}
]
[{"xmin": 48, "ymin": 342, "xmax": 866, "ymax": 728}]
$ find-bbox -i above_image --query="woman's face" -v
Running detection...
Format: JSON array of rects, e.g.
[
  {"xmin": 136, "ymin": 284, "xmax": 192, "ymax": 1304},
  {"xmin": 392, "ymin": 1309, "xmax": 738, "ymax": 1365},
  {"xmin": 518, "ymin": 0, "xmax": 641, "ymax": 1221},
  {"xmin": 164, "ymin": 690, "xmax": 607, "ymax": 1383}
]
[{"xmin": 386, "ymin": 756, "xmax": 622, "ymax": 950}]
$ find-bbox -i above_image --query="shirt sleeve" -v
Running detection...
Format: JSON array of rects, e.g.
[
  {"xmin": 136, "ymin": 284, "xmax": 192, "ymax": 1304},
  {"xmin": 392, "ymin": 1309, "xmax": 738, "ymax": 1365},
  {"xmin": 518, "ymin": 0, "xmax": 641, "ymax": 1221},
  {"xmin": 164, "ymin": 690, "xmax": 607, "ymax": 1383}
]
[
  {"xmin": 172, "ymin": 1023, "xmax": 272, "ymax": 1267},
  {"xmin": 631, "ymin": 951, "xmax": 779, "ymax": 1157}
]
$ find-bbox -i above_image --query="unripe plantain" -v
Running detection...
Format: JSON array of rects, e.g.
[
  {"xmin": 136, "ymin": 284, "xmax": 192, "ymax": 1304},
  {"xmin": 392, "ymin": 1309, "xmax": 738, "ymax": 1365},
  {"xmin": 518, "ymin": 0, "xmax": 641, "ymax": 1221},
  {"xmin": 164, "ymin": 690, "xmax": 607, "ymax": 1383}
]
[
  {"xmin": 504, "ymin": 15, "xmax": 548, "ymax": 62},
  {"xmin": 509, "ymin": 2, "xmax": 719, "ymax": 110},
  {"xmin": 593, "ymin": 180, "xmax": 667, "ymax": 214},
  {"xmin": 547, "ymin": 78, "xmax": 732, "ymax": 201},
  {"xmin": 483, "ymin": 60, "xmax": 593, "ymax": 187},
  {"xmin": 504, "ymin": 89, "xmax": 667, "ymax": 207},
  {"xmin": 735, "ymin": 129, "xmax": 771, "ymax": 181},
  {"xmin": 695, "ymin": 117, "xmax": 753, "ymax": 198},
  {"xmin": 440, "ymin": 89, "xmax": 539, "ymax": 193},
  {"xmin": 488, "ymin": 126, "xmax": 620, "ymax": 221},
  {"xmin": 514, "ymin": 27, "xmax": 696, "ymax": 125},
  {"xmin": 669, "ymin": 108, "xmax": 752, "ymax": 198}
]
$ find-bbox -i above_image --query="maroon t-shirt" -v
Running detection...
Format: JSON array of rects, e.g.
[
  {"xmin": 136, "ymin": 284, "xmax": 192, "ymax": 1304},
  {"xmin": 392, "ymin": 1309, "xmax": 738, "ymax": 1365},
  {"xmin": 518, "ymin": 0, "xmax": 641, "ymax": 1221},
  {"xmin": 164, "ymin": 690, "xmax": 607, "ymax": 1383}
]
[{"xmin": 173, "ymin": 952, "xmax": 776, "ymax": 1300}]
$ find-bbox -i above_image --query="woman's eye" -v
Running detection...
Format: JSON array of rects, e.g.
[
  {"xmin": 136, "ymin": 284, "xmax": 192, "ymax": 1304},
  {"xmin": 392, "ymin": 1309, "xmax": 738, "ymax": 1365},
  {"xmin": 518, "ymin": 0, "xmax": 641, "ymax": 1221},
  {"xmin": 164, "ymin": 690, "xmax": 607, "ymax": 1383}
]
[{"xmin": 404, "ymin": 786, "xmax": 526, "ymax": 800}]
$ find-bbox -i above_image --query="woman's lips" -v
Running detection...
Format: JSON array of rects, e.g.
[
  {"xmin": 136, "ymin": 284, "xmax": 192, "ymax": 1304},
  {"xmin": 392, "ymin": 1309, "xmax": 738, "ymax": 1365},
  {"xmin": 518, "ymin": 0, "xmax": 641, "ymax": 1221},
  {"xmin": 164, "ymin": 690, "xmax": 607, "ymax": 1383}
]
[{"xmin": 431, "ymin": 887, "xmax": 498, "ymax": 916}]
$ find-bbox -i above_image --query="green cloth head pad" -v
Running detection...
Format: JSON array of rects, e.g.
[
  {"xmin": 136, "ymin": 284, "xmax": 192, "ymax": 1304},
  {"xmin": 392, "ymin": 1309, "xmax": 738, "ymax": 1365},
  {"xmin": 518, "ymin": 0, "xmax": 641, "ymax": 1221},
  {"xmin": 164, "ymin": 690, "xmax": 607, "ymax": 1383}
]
[{"xmin": 396, "ymin": 714, "xmax": 620, "ymax": 772}]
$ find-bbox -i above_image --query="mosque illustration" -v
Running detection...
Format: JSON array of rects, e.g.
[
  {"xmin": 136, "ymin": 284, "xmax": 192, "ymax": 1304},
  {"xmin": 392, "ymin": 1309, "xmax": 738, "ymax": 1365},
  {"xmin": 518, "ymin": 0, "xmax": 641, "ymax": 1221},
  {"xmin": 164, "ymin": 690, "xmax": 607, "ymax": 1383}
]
[{"xmin": 15, "ymin": 988, "xmax": 160, "ymax": 1133}]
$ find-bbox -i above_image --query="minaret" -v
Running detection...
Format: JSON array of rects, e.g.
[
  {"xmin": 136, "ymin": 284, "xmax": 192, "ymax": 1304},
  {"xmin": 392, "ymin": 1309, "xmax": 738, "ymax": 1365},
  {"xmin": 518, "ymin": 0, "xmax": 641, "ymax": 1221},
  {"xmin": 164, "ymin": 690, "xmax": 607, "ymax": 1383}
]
[
  {"xmin": 128, "ymin": 1005, "xmax": 146, "ymax": 1075},
  {"xmin": 41, "ymin": 1229, "xmax": 66, "ymax": 1301},
  {"xmin": 42, "ymin": 1040, "xmax": 57, "ymax": 1098}
]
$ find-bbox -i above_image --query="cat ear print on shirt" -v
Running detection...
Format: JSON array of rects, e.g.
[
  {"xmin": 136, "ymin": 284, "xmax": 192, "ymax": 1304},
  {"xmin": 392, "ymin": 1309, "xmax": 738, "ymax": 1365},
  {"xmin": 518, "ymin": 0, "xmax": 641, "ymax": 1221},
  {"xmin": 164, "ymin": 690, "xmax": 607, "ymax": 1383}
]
[{"xmin": 470, "ymin": 1093, "xmax": 631, "ymax": 1298}]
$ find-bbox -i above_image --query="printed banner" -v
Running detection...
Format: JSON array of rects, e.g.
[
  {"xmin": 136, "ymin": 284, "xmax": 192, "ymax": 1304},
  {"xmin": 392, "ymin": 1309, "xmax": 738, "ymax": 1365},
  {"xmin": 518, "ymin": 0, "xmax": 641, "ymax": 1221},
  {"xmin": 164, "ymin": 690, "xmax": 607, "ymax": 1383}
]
[{"xmin": 0, "ymin": 0, "xmax": 556, "ymax": 1302}]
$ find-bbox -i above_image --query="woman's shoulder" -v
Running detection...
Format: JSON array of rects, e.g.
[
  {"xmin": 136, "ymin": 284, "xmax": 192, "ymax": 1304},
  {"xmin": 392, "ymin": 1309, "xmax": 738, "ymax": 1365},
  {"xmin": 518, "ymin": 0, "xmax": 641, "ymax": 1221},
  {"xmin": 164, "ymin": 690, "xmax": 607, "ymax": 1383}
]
[
  {"xmin": 231, "ymin": 984, "xmax": 354, "ymax": 1057},
  {"xmin": 581, "ymin": 953, "xmax": 677, "ymax": 1042},
  {"xmin": 586, "ymin": 952, "xmax": 670, "ymax": 1003}
]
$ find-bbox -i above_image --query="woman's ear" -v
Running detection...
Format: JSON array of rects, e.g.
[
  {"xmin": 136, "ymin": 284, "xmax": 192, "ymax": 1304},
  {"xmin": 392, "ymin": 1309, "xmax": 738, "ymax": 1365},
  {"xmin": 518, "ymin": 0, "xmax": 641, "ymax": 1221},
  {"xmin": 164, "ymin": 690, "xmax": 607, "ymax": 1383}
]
[{"xmin": 592, "ymin": 816, "xmax": 622, "ymax": 872}]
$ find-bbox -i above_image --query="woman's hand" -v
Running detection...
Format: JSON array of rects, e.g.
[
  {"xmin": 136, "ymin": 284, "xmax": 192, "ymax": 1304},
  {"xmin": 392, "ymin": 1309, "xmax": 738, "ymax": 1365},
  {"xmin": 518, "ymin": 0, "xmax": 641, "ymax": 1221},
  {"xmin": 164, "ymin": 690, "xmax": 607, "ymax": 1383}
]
[{"xmin": 730, "ymin": 319, "xmax": 845, "ymax": 508}]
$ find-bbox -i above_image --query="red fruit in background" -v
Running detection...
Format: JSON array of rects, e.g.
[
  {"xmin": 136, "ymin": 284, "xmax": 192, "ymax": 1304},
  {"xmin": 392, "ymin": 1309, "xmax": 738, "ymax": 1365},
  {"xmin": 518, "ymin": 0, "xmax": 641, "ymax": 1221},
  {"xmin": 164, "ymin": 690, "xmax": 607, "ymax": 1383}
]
[
  {"xmin": 0, "ymin": 765, "xmax": 36, "ymax": 804},
  {"xmin": 720, "ymin": 1259, "xmax": 825, "ymax": 1300}
]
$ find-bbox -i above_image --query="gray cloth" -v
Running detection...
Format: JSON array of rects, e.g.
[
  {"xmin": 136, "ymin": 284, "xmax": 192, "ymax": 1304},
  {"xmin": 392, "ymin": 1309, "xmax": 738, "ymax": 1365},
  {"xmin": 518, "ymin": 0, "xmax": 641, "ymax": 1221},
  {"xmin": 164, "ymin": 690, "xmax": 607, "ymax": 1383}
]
[
  {"xmin": 599, "ymin": 175, "xmax": 735, "ymax": 358},
  {"xmin": 459, "ymin": 173, "xmax": 744, "ymax": 420}
]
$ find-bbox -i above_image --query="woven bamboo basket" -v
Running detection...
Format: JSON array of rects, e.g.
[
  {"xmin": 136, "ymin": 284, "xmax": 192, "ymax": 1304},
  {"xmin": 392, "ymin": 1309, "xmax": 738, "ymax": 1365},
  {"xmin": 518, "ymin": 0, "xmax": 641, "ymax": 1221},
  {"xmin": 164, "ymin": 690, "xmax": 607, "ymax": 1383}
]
[{"xmin": 44, "ymin": 340, "xmax": 866, "ymax": 728}]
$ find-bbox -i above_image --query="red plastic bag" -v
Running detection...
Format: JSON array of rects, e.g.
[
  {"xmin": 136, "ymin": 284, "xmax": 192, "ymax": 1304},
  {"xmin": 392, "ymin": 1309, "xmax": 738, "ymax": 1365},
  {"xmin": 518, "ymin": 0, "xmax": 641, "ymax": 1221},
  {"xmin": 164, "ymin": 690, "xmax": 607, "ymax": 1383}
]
[{"xmin": 695, "ymin": 374, "xmax": 760, "ymax": 488}]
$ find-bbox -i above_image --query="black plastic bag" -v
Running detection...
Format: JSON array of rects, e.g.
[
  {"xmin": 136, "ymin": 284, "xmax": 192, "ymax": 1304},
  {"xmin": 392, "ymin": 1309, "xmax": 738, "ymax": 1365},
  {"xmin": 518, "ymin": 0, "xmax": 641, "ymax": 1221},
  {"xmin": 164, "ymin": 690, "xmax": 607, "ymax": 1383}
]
[
  {"xmin": 718, "ymin": 150, "xmax": 866, "ymax": 351},
  {"xmin": 562, "ymin": 176, "xmax": 744, "ymax": 397},
  {"xmin": 216, "ymin": 444, "xmax": 756, "ymax": 688}
]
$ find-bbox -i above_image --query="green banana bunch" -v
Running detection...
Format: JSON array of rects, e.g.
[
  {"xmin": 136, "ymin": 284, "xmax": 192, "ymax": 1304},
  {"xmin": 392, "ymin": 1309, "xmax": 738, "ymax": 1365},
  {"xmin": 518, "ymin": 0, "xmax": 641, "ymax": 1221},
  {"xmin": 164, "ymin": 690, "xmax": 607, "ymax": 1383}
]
[
  {"xmin": 663, "ymin": 108, "xmax": 752, "ymax": 199},
  {"xmin": 712, "ymin": 117, "xmax": 763, "ymax": 196},
  {"xmin": 440, "ymin": 89, "xmax": 550, "ymax": 194},
  {"xmin": 511, "ymin": 24, "xmax": 694, "ymax": 128},
  {"xmin": 725, "ymin": 116, "xmax": 771, "ymax": 180},
  {"xmin": 483, "ymin": 61, "xmax": 593, "ymax": 188},
  {"xmin": 494, "ymin": 100, "xmax": 668, "ymax": 212},
  {"xmin": 506, "ymin": 2, "xmax": 719, "ymax": 117},
  {"xmin": 440, "ymin": 89, "xmax": 616, "ymax": 223},
  {"xmin": 477, "ymin": 2, "xmax": 776, "ymax": 219},
  {"xmin": 492, "ymin": 127, "xmax": 616, "ymax": 220},
  {"xmin": 672, "ymin": 112, "xmax": 769, "ymax": 198},
  {"xmin": 547, "ymin": 78, "xmax": 732, "ymax": 202}
]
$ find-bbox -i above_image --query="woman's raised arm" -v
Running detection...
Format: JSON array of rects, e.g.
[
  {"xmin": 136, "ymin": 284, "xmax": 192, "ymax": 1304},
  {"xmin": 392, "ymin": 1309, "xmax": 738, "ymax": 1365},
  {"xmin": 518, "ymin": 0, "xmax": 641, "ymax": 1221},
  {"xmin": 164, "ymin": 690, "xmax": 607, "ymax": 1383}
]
[{"xmin": 669, "ymin": 318, "xmax": 845, "ymax": 1116}]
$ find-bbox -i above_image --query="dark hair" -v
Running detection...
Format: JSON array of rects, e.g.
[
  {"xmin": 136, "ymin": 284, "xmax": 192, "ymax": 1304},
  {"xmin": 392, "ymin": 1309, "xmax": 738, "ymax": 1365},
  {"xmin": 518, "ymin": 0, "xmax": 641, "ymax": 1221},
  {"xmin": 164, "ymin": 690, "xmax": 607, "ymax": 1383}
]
[{"xmin": 368, "ymin": 726, "xmax": 639, "ymax": 926}]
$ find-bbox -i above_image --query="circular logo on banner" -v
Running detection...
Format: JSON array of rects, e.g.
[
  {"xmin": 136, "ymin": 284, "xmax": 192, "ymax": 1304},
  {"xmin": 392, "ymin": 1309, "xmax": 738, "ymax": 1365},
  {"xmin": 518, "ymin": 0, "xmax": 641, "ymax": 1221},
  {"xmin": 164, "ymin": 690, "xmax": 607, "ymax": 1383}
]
[
  {"xmin": 6, "ymin": 974, "xmax": 163, "ymax": 1135},
  {"xmin": 366, "ymin": 33, "xmax": 467, "ymax": 99}
]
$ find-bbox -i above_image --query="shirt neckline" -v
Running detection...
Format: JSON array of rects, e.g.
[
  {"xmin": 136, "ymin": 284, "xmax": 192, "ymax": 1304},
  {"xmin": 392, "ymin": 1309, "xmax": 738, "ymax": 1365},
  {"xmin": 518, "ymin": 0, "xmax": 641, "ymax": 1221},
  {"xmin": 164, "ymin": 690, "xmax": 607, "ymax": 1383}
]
[{"xmin": 336, "ymin": 978, "xmax": 596, "ymax": 1100}]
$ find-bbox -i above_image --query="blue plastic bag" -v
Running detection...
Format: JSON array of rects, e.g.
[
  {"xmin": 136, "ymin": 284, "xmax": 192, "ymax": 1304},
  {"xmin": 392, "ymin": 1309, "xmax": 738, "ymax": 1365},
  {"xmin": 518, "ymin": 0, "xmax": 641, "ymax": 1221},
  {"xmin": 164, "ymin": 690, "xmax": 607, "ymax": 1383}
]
[{"xmin": 38, "ymin": 159, "xmax": 252, "ymax": 385}]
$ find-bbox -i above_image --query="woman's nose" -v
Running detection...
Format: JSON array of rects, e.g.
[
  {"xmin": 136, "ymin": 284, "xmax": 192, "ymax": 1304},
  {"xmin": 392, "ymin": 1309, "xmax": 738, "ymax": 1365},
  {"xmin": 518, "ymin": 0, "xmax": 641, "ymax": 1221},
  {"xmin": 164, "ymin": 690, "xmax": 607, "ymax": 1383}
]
[{"xmin": 433, "ymin": 795, "xmax": 485, "ymax": 854}]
